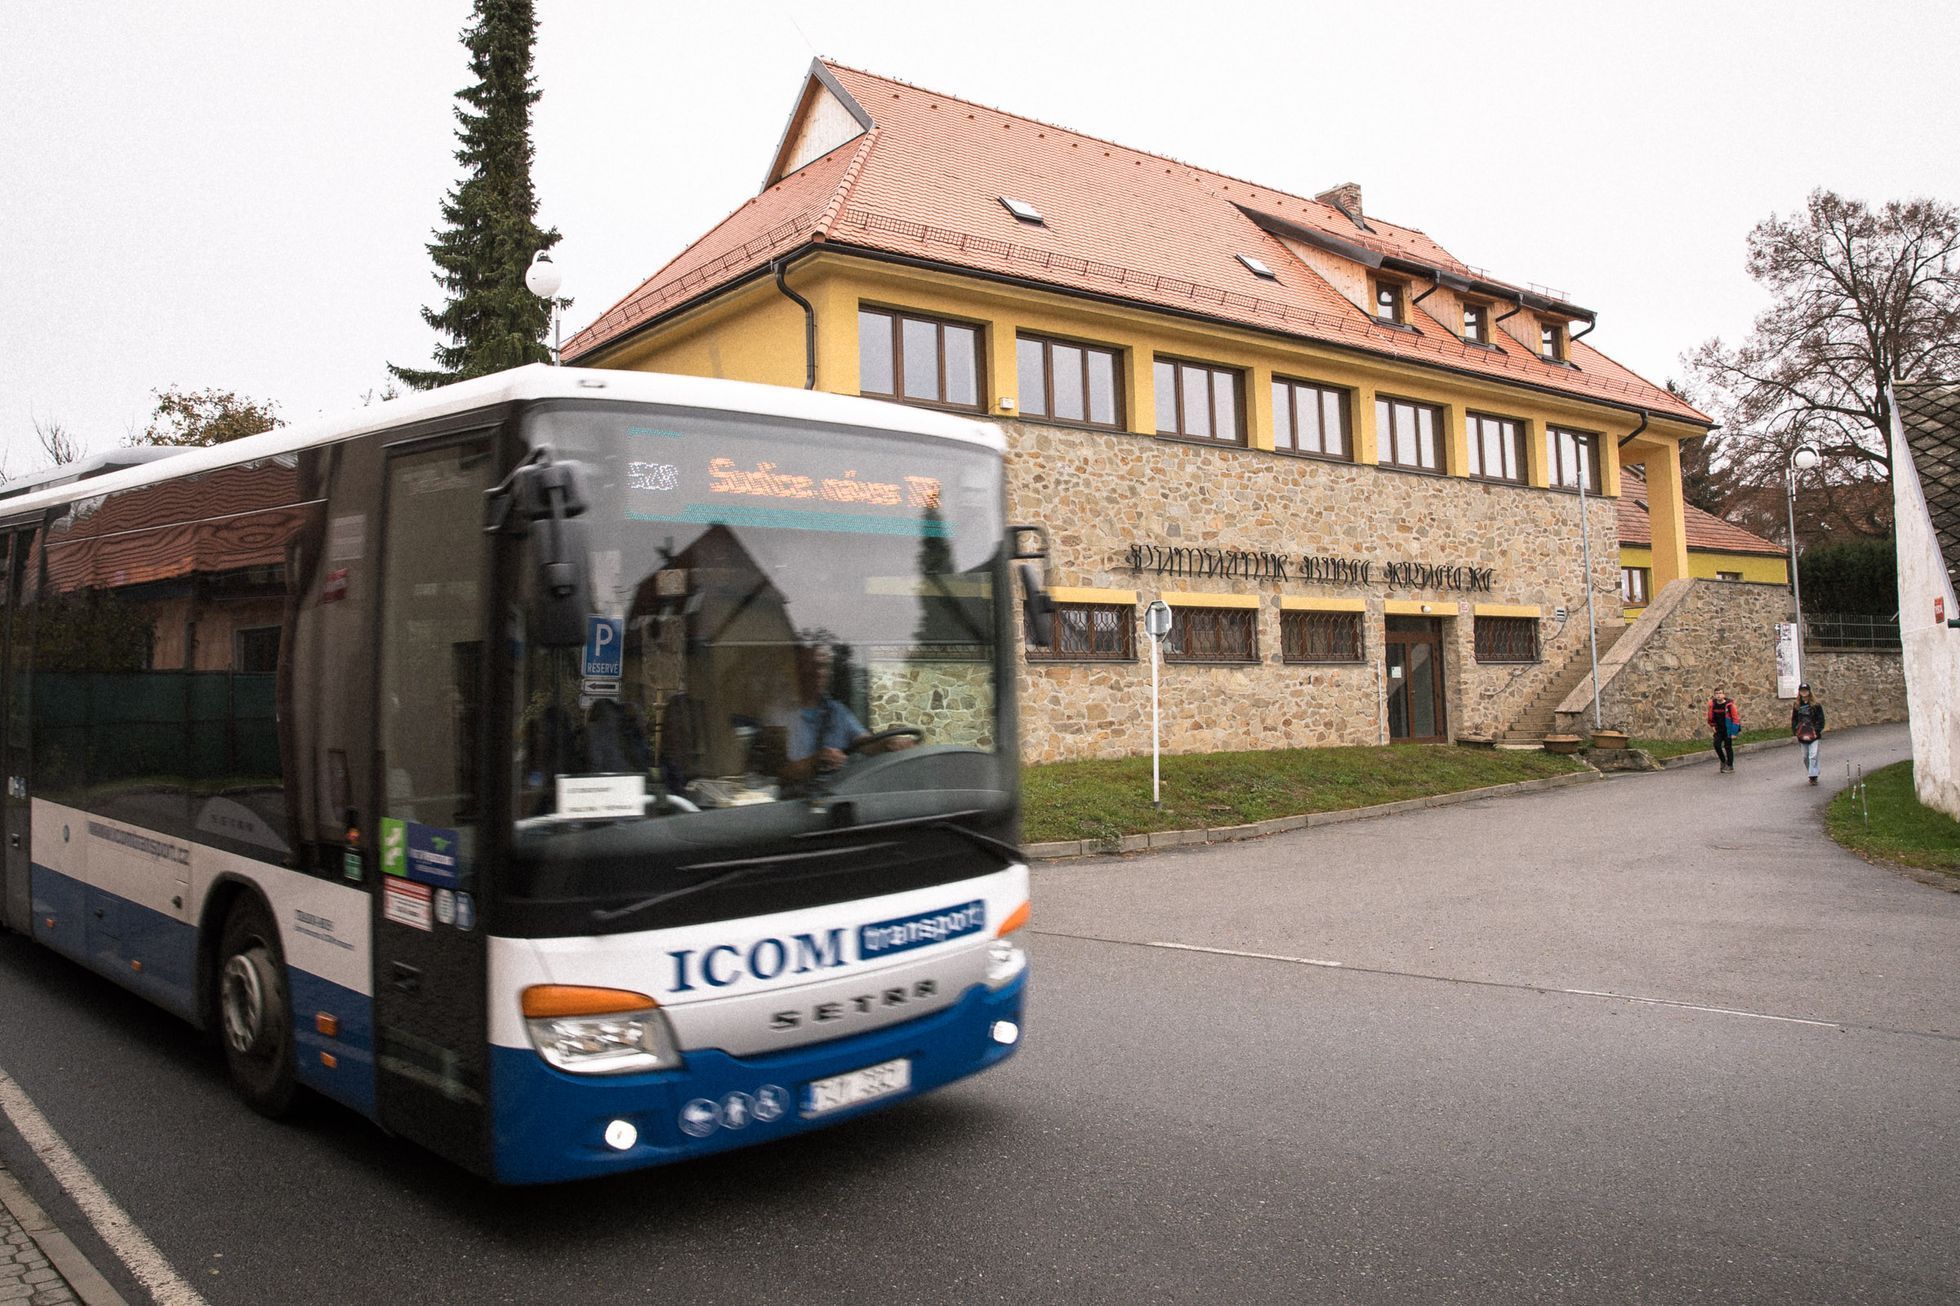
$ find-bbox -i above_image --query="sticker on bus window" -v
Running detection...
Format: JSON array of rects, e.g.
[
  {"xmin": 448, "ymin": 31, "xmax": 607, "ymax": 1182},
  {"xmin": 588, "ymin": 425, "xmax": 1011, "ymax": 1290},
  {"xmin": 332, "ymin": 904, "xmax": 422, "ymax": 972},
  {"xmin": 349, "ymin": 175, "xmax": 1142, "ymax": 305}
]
[
  {"xmin": 383, "ymin": 880, "xmax": 433, "ymax": 932},
  {"xmin": 379, "ymin": 818, "xmax": 407, "ymax": 876},
  {"xmin": 405, "ymin": 823, "xmax": 463, "ymax": 888},
  {"xmin": 556, "ymin": 775, "xmax": 645, "ymax": 820}
]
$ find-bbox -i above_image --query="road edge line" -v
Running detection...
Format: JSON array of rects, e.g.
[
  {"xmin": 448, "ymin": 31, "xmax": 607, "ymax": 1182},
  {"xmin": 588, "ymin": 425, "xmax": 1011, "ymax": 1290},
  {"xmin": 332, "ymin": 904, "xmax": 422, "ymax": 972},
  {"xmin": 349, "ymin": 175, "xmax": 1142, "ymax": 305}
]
[{"xmin": 0, "ymin": 1066, "xmax": 205, "ymax": 1306}]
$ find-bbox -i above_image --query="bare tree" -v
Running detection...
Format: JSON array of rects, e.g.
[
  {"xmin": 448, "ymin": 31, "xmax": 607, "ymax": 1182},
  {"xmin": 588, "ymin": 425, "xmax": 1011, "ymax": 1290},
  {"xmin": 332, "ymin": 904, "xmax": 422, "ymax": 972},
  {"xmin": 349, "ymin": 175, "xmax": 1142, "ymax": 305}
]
[
  {"xmin": 33, "ymin": 411, "xmax": 86, "ymax": 466},
  {"xmin": 1687, "ymin": 189, "xmax": 1960, "ymax": 496}
]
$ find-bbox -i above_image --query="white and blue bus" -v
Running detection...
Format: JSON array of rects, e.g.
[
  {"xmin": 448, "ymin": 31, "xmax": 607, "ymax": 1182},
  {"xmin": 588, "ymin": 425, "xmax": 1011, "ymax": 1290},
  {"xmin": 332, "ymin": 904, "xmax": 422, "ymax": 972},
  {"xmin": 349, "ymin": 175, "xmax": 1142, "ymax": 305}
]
[{"xmin": 0, "ymin": 366, "xmax": 1036, "ymax": 1183}]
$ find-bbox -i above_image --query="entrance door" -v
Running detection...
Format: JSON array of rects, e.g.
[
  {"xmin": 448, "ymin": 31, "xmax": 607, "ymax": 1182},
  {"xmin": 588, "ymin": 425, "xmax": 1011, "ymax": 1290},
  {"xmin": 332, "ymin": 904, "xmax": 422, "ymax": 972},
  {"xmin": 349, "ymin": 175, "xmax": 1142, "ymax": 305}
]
[
  {"xmin": 0, "ymin": 530, "xmax": 31, "ymax": 933},
  {"xmin": 371, "ymin": 436, "xmax": 496, "ymax": 1171},
  {"xmin": 1384, "ymin": 616, "xmax": 1447, "ymax": 743}
]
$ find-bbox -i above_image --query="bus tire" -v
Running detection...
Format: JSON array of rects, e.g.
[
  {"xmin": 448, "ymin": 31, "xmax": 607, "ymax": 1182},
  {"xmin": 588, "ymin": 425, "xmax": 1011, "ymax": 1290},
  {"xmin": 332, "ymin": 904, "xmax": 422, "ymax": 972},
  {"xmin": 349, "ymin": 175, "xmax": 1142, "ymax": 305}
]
[{"xmin": 217, "ymin": 897, "xmax": 297, "ymax": 1117}]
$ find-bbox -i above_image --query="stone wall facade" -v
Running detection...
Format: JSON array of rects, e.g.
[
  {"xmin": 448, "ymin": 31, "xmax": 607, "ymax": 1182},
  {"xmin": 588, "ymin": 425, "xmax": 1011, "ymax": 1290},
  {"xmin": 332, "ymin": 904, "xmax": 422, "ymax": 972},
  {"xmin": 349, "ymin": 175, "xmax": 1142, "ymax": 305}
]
[
  {"xmin": 1802, "ymin": 650, "xmax": 1906, "ymax": 729},
  {"xmin": 1555, "ymin": 578, "xmax": 1906, "ymax": 738},
  {"xmin": 1003, "ymin": 419, "xmax": 1623, "ymax": 762},
  {"xmin": 867, "ymin": 660, "xmax": 995, "ymax": 750}
]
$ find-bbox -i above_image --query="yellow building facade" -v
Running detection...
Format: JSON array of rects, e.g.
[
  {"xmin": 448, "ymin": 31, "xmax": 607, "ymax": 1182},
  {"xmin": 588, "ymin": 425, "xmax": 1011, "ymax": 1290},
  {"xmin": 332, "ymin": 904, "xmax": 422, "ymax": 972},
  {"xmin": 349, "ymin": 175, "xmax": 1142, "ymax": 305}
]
[{"xmin": 566, "ymin": 61, "xmax": 1713, "ymax": 756}]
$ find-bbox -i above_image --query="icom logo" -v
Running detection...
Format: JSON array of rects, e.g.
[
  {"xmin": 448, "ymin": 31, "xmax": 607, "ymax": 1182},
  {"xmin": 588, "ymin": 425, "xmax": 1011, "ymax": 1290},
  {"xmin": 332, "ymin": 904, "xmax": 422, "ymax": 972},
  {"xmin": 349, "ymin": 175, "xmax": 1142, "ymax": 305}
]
[{"xmin": 666, "ymin": 929, "xmax": 848, "ymax": 993}]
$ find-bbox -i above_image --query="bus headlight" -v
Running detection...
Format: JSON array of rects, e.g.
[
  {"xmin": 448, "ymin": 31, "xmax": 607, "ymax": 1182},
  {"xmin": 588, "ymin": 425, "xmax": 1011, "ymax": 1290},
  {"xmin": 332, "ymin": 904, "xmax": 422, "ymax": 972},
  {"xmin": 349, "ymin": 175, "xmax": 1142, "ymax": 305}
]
[
  {"xmin": 986, "ymin": 937, "xmax": 1027, "ymax": 986},
  {"xmin": 987, "ymin": 900, "xmax": 1030, "ymax": 985},
  {"xmin": 522, "ymin": 985, "xmax": 682, "ymax": 1074}
]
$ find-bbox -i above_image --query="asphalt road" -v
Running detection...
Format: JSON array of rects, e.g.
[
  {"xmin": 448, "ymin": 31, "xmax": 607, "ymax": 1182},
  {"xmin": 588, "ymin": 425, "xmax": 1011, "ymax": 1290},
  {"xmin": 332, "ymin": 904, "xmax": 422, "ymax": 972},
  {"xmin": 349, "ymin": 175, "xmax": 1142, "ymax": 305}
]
[{"xmin": 1, "ymin": 723, "xmax": 1954, "ymax": 1304}]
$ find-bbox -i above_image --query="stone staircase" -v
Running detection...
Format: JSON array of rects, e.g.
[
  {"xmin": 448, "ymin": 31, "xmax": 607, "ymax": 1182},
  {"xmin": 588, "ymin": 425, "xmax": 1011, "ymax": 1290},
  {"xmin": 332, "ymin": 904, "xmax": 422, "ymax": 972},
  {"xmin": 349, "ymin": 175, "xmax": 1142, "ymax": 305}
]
[{"xmin": 1498, "ymin": 625, "xmax": 1629, "ymax": 747}]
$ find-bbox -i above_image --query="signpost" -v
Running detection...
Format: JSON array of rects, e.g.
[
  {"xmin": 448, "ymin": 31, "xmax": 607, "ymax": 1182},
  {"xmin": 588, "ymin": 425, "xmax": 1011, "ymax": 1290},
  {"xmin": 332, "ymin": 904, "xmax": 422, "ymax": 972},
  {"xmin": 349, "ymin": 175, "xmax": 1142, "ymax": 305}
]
[{"xmin": 1144, "ymin": 601, "xmax": 1172, "ymax": 809}]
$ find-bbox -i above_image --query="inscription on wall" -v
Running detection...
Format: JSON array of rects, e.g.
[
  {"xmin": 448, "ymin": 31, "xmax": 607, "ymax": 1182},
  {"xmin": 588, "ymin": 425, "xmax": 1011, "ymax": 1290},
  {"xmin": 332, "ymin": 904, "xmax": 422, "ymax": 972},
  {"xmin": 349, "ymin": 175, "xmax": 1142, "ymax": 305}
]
[{"xmin": 1124, "ymin": 542, "xmax": 1495, "ymax": 593}]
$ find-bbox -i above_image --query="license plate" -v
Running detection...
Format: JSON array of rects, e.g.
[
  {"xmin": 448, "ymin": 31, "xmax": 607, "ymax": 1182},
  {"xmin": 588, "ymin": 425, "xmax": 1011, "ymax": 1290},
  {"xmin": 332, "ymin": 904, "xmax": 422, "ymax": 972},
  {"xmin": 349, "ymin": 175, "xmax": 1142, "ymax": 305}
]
[{"xmin": 802, "ymin": 1058, "xmax": 912, "ymax": 1117}]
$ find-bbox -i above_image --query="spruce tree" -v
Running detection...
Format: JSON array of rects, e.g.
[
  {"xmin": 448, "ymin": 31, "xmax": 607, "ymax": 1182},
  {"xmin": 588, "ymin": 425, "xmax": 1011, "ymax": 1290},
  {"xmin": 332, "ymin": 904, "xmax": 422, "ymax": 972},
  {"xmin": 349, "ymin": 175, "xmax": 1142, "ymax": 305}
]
[{"xmin": 391, "ymin": 0, "xmax": 560, "ymax": 390}]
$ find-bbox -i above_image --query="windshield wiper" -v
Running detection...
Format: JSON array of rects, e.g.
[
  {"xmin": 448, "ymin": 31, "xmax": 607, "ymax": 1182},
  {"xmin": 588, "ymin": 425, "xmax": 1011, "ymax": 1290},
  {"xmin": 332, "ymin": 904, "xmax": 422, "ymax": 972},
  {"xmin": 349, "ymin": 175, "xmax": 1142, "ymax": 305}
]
[
  {"xmin": 590, "ymin": 840, "xmax": 898, "ymax": 924},
  {"xmin": 795, "ymin": 809, "xmax": 1022, "ymax": 866}
]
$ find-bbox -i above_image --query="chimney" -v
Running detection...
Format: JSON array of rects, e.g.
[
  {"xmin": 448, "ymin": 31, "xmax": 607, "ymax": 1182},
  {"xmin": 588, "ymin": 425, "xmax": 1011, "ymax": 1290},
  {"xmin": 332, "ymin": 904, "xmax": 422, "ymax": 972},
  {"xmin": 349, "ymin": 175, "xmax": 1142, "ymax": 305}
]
[{"xmin": 1315, "ymin": 182, "xmax": 1363, "ymax": 220}]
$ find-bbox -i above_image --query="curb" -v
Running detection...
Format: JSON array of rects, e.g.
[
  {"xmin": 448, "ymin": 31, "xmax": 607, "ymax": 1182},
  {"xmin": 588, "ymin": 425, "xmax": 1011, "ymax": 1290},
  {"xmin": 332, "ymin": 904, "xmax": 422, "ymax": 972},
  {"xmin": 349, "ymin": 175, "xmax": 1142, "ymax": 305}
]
[
  {"xmin": 1658, "ymin": 736, "xmax": 1796, "ymax": 769},
  {"xmin": 0, "ymin": 1165, "xmax": 127, "ymax": 1306},
  {"xmin": 1024, "ymin": 766, "xmax": 1605, "ymax": 861}
]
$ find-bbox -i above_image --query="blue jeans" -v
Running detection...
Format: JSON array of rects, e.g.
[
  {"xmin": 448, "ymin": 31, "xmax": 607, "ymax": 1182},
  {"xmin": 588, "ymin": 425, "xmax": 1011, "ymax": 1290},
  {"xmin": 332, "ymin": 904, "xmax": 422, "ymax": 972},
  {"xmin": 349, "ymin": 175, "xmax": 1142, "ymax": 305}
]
[{"xmin": 1800, "ymin": 738, "xmax": 1821, "ymax": 778}]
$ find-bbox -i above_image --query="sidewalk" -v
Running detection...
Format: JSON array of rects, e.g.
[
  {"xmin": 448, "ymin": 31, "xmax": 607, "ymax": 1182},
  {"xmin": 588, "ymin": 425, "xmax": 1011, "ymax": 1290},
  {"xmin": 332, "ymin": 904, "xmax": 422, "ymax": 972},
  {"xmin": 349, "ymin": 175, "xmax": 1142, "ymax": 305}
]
[{"xmin": 0, "ymin": 1163, "xmax": 114, "ymax": 1306}]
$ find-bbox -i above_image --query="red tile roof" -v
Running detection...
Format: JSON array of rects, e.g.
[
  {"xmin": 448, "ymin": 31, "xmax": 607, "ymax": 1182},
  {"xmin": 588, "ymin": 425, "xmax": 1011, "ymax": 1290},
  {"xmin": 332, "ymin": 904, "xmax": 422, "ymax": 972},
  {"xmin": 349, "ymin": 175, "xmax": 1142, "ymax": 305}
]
[
  {"xmin": 567, "ymin": 62, "xmax": 1708, "ymax": 428},
  {"xmin": 1618, "ymin": 473, "xmax": 1787, "ymax": 557}
]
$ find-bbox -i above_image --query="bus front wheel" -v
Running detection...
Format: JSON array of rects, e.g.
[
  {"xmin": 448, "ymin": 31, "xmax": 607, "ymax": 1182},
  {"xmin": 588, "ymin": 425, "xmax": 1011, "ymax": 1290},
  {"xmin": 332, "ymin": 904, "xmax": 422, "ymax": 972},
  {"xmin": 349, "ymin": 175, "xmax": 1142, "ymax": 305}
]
[{"xmin": 217, "ymin": 898, "xmax": 297, "ymax": 1117}]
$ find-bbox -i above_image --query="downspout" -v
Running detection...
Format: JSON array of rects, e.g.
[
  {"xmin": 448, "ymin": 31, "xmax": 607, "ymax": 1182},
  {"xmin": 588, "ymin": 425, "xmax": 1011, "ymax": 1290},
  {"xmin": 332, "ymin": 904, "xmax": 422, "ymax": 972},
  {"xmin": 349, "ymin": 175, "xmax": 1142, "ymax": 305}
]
[
  {"xmin": 1616, "ymin": 410, "xmax": 1649, "ymax": 448},
  {"xmin": 1411, "ymin": 279, "xmax": 1439, "ymax": 309},
  {"xmin": 1494, "ymin": 293, "xmax": 1525, "ymax": 324},
  {"xmin": 772, "ymin": 258, "xmax": 816, "ymax": 389},
  {"xmin": 1571, "ymin": 317, "xmax": 1598, "ymax": 343}
]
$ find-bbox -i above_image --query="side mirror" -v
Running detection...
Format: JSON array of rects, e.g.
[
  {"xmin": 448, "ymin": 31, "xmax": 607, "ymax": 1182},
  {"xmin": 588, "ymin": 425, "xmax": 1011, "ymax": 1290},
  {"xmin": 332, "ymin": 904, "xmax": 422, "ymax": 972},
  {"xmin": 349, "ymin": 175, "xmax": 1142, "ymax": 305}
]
[
  {"xmin": 1017, "ymin": 561, "xmax": 1054, "ymax": 649},
  {"xmin": 1009, "ymin": 524, "xmax": 1054, "ymax": 650},
  {"xmin": 486, "ymin": 450, "xmax": 591, "ymax": 647}
]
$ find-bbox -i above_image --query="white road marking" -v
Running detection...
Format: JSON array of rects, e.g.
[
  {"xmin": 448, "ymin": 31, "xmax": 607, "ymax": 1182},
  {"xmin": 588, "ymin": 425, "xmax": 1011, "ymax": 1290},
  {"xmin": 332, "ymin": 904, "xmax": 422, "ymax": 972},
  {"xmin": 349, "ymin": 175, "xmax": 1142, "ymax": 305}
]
[
  {"xmin": 0, "ymin": 1065, "xmax": 207, "ymax": 1306},
  {"xmin": 1147, "ymin": 941, "xmax": 1346, "ymax": 968},
  {"xmin": 1550, "ymin": 988, "xmax": 1842, "ymax": 1028},
  {"xmin": 1142, "ymin": 940, "xmax": 1842, "ymax": 1028}
]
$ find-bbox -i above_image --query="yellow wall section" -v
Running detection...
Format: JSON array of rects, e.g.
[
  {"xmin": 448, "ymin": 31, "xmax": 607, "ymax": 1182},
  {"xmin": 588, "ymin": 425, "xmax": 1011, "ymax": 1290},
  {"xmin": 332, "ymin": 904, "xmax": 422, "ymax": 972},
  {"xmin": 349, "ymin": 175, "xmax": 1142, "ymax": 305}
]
[
  {"xmin": 1619, "ymin": 545, "xmax": 1787, "ymax": 617},
  {"xmin": 586, "ymin": 250, "xmax": 1706, "ymax": 507},
  {"xmin": 598, "ymin": 279, "xmax": 811, "ymax": 389}
]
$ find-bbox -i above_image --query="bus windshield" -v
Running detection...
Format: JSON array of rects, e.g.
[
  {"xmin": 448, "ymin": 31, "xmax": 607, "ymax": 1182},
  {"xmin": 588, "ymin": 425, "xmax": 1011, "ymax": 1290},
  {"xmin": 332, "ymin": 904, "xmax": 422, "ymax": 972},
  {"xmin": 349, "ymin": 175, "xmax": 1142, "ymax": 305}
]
[{"xmin": 509, "ymin": 403, "xmax": 1009, "ymax": 874}]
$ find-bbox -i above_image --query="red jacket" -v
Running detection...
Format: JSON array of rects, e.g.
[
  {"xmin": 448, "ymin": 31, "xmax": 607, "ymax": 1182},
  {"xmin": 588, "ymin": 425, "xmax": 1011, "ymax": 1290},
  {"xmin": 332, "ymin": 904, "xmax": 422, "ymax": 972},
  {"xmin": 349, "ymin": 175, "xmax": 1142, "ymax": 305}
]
[{"xmin": 1707, "ymin": 698, "xmax": 1740, "ymax": 730}]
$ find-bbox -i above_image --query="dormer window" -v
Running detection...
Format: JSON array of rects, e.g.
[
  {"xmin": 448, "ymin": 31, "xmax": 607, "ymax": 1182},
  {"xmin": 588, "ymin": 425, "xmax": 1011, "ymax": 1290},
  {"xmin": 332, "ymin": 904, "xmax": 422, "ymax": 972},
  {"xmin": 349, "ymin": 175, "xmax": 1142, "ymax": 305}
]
[
  {"xmin": 1540, "ymin": 322, "xmax": 1568, "ymax": 361},
  {"xmin": 998, "ymin": 196, "xmax": 1044, "ymax": 225},
  {"xmin": 1372, "ymin": 279, "xmax": 1406, "ymax": 326},
  {"xmin": 1462, "ymin": 303, "xmax": 1489, "ymax": 345}
]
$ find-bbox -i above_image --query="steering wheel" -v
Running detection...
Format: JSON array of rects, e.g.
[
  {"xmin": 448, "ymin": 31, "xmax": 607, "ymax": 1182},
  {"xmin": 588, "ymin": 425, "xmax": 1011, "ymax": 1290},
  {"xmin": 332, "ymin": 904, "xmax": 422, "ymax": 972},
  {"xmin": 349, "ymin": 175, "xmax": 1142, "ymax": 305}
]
[{"xmin": 845, "ymin": 726, "xmax": 925, "ymax": 755}]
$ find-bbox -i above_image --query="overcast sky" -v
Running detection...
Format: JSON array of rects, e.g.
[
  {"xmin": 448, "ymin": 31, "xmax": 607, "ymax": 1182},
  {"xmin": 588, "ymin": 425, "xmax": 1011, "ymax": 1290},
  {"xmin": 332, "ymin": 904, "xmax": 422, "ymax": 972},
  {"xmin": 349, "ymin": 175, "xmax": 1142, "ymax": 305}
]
[{"xmin": 5, "ymin": 1, "xmax": 1958, "ymax": 471}]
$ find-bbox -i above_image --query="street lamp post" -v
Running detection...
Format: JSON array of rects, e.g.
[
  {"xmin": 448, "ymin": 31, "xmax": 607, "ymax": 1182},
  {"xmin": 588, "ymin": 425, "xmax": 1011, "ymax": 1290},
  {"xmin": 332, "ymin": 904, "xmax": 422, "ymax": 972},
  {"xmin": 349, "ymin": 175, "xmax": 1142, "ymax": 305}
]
[
  {"xmin": 525, "ymin": 250, "xmax": 563, "ymax": 365},
  {"xmin": 1784, "ymin": 443, "xmax": 1821, "ymax": 687}
]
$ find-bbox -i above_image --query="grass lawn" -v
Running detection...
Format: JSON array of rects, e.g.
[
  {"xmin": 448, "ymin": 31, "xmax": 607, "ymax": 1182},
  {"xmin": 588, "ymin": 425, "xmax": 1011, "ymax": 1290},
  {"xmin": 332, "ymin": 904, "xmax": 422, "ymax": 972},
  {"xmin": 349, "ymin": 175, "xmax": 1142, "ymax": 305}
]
[
  {"xmin": 1022, "ymin": 743, "xmax": 1585, "ymax": 846},
  {"xmin": 1630, "ymin": 728, "xmax": 1787, "ymax": 760},
  {"xmin": 1826, "ymin": 761, "xmax": 1960, "ymax": 879}
]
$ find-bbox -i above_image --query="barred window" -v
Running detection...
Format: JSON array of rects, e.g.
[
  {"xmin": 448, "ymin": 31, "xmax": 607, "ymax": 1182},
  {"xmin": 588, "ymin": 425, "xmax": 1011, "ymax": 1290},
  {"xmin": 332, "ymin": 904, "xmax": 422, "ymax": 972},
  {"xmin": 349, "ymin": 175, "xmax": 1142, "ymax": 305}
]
[
  {"xmin": 1030, "ymin": 602, "xmax": 1134, "ymax": 661},
  {"xmin": 1281, "ymin": 610, "xmax": 1363, "ymax": 663},
  {"xmin": 1163, "ymin": 607, "xmax": 1257, "ymax": 663},
  {"xmin": 1475, "ymin": 616, "xmax": 1540, "ymax": 663}
]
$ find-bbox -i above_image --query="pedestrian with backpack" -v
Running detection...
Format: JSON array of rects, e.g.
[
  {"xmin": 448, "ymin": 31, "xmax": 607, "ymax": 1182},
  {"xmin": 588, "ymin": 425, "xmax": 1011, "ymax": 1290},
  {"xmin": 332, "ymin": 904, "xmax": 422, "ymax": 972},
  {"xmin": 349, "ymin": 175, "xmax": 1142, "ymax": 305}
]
[
  {"xmin": 1791, "ymin": 683, "xmax": 1826, "ymax": 786},
  {"xmin": 1708, "ymin": 689, "xmax": 1741, "ymax": 772}
]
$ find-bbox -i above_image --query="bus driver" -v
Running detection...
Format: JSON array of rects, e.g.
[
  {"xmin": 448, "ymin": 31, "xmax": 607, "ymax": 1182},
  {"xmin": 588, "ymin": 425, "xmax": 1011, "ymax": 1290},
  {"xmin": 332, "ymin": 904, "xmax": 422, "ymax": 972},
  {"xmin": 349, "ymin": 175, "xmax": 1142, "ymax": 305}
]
[{"xmin": 778, "ymin": 643, "xmax": 915, "ymax": 784}]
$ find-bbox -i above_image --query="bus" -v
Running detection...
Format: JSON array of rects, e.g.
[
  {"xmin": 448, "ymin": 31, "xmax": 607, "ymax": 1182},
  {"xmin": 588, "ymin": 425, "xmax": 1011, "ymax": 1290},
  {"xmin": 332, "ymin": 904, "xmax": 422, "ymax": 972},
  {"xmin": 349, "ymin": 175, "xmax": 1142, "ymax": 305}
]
[{"xmin": 0, "ymin": 366, "xmax": 1036, "ymax": 1183}]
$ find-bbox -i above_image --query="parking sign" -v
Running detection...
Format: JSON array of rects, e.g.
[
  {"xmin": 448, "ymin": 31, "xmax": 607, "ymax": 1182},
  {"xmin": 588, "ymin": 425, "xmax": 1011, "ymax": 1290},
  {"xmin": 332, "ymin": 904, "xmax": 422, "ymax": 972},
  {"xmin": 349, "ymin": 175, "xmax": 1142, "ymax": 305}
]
[{"xmin": 583, "ymin": 616, "xmax": 623, "ymax": 678}]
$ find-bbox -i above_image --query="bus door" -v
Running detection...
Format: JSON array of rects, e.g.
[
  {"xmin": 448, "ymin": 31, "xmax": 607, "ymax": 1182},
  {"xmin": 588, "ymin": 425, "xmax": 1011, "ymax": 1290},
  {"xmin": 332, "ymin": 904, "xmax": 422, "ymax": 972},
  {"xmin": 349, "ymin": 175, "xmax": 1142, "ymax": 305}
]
[
  {"xmin": 370, "ymin": 435, "xmax": 497, "ymax": 1170},
  {"xmin": 1, "ymin": 528, "xmax": 32, "ymax": 934}
]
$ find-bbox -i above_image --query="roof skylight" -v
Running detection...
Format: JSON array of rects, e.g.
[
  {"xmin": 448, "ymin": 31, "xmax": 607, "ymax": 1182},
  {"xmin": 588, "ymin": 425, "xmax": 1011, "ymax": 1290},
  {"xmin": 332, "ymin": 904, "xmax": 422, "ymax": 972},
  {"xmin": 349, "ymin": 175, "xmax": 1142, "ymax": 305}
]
[
  {"xmin": 1237, "ymin": 253, "xmax": 1277, "ymax": 280},
  {"xmin": 998, "ymin": 196, "xmax": 1045, "ymax": 224}
]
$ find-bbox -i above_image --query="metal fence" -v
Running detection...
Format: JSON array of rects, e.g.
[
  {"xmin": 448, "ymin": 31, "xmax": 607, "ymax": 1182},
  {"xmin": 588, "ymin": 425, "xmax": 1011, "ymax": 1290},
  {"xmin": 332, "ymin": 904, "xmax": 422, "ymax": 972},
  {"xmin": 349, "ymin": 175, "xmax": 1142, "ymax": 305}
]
[{"xmin": 1806, "ymin": 612, "xmax": 1902, "ymax": 651}]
